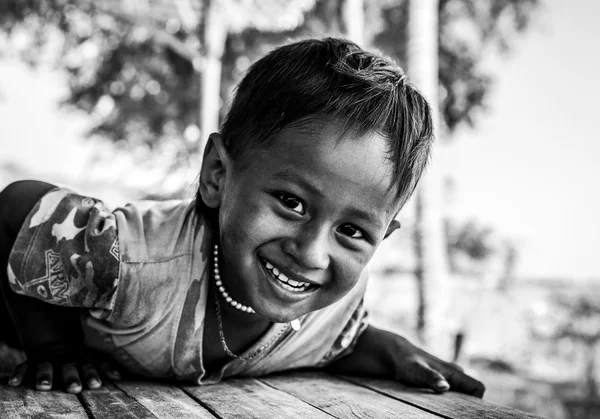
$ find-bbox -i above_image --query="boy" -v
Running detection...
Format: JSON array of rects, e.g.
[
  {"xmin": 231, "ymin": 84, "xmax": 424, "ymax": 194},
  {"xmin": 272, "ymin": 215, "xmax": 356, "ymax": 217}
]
[{"xmin": 0, "ymin": 37, "xmax": 484, "ymax": 397}]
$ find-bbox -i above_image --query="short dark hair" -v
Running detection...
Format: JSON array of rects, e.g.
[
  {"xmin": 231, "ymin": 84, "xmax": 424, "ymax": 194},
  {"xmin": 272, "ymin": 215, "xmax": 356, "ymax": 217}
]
[{"xmin": 198, "ymin": 37, "xmax": 433, "ymax": 212}]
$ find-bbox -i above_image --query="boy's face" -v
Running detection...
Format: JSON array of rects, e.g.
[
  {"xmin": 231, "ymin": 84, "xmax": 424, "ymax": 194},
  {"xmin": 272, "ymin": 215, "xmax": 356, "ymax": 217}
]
[{"xmin": 201, "ymin": 121, "xmax": 401, "ymax": 323}]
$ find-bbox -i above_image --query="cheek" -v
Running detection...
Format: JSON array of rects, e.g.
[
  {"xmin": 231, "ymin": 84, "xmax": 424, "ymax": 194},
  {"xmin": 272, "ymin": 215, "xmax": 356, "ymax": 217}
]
[
  {"xmin": 219, "ymin": 193, "xmax": 276, "ymax": 249},
  {"xmin": 326, "ymin": 254, "xmax": 368, "ymax": 301}
]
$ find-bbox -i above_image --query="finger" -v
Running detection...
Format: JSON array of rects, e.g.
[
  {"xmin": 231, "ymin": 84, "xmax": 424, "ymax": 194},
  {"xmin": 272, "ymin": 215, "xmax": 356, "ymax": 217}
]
[
  {"xmin": 81, "ymin": 363, "xmax": 102, "ymax": 389},
  {"xmin": 8, "ymin": 362, "xmax": 28, "ymax": 387},
  {"xmin": 99, "ymin": 360, "xmax": 122, "ymax": 381},
  {"xmin": 449, "ymin": 362, "xmax": 464, "ymax": 373},
  {"xmin": 61, "ymin": 363, "xmax": 83, "ymax": 394},
  {"xmin": 443, "ymin": 367, "xmax": 486, "ymax": 398},
  {"xmin": 400, "ymin": 359, "xmax": 450, "ymax": 393},
  {"xmin": 35, "ymin": 362, "xmax": 53, "ymax": 391}
]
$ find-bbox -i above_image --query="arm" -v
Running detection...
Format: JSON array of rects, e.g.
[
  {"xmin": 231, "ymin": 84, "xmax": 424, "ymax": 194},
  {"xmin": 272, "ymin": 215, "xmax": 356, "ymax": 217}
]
[
  {"xmin": 325, "ymin": 324, "xmax": 485, "ymax": 398},
  {"xmin": 0, "ymin": 180, "xmax": 114, "ymax": 393}
]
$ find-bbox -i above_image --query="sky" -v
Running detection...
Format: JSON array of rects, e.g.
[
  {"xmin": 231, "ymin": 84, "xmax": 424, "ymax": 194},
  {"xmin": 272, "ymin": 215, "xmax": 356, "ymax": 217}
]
[
  {"xmin": 0, "ymin": 0, "xmax": 599, "ymax": 280},
  {"xmin": 444, "ymin": 0, "xmax": 600, "ymax": 279}
]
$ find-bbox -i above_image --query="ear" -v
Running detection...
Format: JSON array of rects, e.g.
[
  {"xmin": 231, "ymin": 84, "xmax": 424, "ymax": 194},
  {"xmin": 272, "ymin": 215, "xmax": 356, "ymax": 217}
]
[
  {"xmin": 383, "ymin": 219, "xmax": 401, "ymax": 240},
  {"xmin": 198, "ymin": 133, "xmax": 231, "ymax": 209}
]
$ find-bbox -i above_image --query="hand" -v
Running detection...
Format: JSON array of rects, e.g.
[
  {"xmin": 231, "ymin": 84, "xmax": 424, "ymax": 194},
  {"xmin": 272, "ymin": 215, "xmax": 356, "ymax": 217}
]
[
  {"xmin": 388, "ymin": 334, "xmax": 485, "ymax": 398},
  {"xmin": 327, "ymin": 325, "xmax": 485, "ymax": 398},
  {"xmin": 7, "ymin": 345, "xmax": 122, "ymax": 394}
]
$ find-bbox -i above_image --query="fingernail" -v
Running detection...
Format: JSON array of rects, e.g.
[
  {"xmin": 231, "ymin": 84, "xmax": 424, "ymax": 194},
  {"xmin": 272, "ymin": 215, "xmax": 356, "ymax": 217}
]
[
  {"xmin": 41, "ymin": 380, "xmax": 50, "ymax": 386},
  {"xmin": 436, "ymin": 379, "xmax": 450, "ymax": 390},
  {"xmin": 9, "ymin": 378, "xmax": 18, "ymax": 386},
  {"xmin": 89, "ymin": 378, "xmax": 101, "ymax": 389},
  {"xmin": 67, "ymin": 382, "xmax": 82, "ymax": 394}
]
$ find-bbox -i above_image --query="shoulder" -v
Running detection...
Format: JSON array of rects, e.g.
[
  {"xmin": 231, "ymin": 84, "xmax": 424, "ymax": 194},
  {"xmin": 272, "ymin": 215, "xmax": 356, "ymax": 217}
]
[{"xmin": 114, "ymin": 199, "xmax": 200, "ymax": 262}]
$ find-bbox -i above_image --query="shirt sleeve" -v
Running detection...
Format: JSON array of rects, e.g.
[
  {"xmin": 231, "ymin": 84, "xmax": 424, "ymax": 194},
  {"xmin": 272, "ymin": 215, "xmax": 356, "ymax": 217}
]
[{"xmin": 7, "ymin": 188, "xmax": 120, "ymax": 317}]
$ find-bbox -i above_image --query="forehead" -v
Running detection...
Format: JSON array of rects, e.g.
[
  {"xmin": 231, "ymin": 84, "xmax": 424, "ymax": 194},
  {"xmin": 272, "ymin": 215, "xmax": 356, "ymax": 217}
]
[{"xmin": 234, "ymin": 120, "xmax": 400, "ymax": 220}]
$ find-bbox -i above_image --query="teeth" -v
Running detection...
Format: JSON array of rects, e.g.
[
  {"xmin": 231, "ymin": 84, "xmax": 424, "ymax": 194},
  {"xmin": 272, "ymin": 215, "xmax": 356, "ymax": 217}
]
[
  {"xmin": 280, "ymin": 282, "xmax": 308, "ymax": 292},
  {"xmin": 263, "ymin": 260, "xmax": 310, "ymax": 291}
]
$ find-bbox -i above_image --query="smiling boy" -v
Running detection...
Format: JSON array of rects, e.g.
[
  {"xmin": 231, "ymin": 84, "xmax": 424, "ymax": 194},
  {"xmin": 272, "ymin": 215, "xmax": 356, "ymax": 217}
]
[{"xmin": 0, "ymin": 37, "xmax": 484, "ymax": 396}]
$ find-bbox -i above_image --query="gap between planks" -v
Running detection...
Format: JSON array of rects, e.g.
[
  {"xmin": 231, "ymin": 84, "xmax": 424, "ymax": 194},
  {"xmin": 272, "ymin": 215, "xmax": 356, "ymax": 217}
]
[{"xmin": 339, "ymin": 374, "xmax": 544, "ymax": 419}]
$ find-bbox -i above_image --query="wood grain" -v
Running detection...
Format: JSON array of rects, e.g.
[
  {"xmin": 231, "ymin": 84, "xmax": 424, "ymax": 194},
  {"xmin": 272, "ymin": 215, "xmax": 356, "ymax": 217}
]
[
  {"xmin": 115, "ymin": 381, "xmax": 215, "ymax": 419},
  {"xmin": 341, "ymin": 375, "xmax": 544, "ymax": 419},
  {"xmin": 0, "ymin": 386, "xmax": 87, "ymax": 419},
  {"xmin": 262, "ymin": 371, "xmax": 440, "ymax": 419},
  {"xmin": 79, "ymin": 382, "xmax": 157, "ymax": 419},
  {"xmin": 182, "ymin": 377, "xmax": 334, "ymax": 419},
  {"xmin": 0, "ymin": 373, "xmax": 543, "ymax": 419}
]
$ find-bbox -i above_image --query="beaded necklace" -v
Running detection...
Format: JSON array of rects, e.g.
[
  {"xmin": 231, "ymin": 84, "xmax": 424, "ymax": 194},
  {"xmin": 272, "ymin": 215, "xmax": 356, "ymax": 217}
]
[{"xmin": 213, "ymin": 244, "xmax": 299, "ymax": 360}]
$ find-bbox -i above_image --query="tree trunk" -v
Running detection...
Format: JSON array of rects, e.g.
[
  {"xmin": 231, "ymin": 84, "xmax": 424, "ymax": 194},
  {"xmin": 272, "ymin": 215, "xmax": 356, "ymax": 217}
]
[
  {"xmin": 585, "ymin": 341, "xmax": 598, "ymax": 398},
  {"xmin": 340, "ymin": 0, "xmax": 364, "ymax": 45},
  {"xmin": 199, "ymin": 0, "xmax": 227, "ymax": 151},
  {"xmin": 407, "ymin": 0, "xmax": 449, "ymax": 350}
]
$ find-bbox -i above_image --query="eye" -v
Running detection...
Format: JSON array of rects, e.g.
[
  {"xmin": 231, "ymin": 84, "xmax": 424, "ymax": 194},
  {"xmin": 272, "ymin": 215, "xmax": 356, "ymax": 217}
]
[
  {"xmin": 338, "ymin": 224, "xmax": 364, "ymax": 239},
  {"xmin": 278, "ymin": 194, "xmax": 305, "ymax": 214}
]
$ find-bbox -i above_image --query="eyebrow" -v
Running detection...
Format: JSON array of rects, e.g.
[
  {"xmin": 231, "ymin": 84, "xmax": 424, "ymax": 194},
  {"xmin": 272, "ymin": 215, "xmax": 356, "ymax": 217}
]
[
  {"xmin": 272, "ymin": 169, "xmax": 384, "ymax": 231},
  {"xmin": 272, "ymin": 169, "xmax": 324, "ymax": 198}
]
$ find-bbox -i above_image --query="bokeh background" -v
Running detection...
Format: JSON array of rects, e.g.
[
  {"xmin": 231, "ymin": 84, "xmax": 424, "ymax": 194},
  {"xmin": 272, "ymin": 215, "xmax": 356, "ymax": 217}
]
[{"xmin": 1, "ymin": 1, "xmax": 599, "ymax": 417}]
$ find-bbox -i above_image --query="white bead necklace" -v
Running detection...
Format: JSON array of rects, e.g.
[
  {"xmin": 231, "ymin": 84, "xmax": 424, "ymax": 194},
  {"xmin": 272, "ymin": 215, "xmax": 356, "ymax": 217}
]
[
  {"xmin": 212, "ymin": 245, "xmax": 301, "ymax": 361},
  {"xmin": 213, "ymin": 244, "xmax": 255, "ymax": 313},
  {"xmin": 213, "ymin": 243, "xmax": 291, "ymax": 360}
]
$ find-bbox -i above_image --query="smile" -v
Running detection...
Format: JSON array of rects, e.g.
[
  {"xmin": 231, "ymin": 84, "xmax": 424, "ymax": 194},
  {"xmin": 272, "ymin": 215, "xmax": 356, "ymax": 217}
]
[{"xmin": 260, "ymin": 259, "xmax": 316, "ymax": 293}]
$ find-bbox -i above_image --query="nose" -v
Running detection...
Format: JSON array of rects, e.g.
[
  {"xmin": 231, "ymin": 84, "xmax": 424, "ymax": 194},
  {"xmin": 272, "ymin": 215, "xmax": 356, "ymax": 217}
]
[{"xmin": 282, "ymin": 224, "xmax": 330, "ymax": 270}]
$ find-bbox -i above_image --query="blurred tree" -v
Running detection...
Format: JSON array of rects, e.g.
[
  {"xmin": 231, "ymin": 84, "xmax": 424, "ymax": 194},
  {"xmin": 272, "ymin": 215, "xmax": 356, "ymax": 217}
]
[
  {"xmin": 445, "ymin": 219, "xmax": 497, "ymax": 273},
  {"xmin": 374, "ymin": 0, "xmax": 540, "ymax": 134},
  {"xmin": 378, "ymin": 0, "xmax": 538, "ymax": 344},
  {"xmin": 553, "ymin": 296, "xmax": 600, "ymax": 399},
  {"xmin": 0, "ymin": 0, "xmax": 539, "ymax": 155},
  {"xmin": 406, "ymin": 0, "xmax": 445, "ymax": 344},
  {"xmin": 0, "ymin": 0, "xmax": 315, "ymax": 164},
  {"xmin": 340, "ymin": 0, "xmax": 365, "ymax": 44},
  {"xmin": 533, "ymin": 294, "xmax": 600, "ymax": 417},
  {"xmin": 0, "ymin": 0, "xmax": 202, "ymax": 170}
]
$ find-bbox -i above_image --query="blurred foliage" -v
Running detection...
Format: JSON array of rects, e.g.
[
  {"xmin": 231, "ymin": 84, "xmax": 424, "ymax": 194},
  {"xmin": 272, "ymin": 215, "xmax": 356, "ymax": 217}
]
[
  {"xmin": 532, "ymin": 293, "xmax": 600, "ymax": 398},
  {"xmin": 373, "ymin": 0, "xmax": 540, "ymax": 133},
  {"xmin": 447, "ymin": 219, "xmax": 495, "ymax": 261},
  {"xmin": 445, "ymin": 218, "xmax": 497, "ymax": 276},
  {"xmin": 0, "ymin": 0, "xmax": 316, "ymax": 163},
  {"xmin": 0, "ymin": 0, "xmax": 200, "ymax": 164},
  {"xmin": 0, "ymin": 0, "xmax": 540, "ymax": 153},
  {"xmin": 551, "ymin": 295, "xmax": 600, "ymax": 345}
]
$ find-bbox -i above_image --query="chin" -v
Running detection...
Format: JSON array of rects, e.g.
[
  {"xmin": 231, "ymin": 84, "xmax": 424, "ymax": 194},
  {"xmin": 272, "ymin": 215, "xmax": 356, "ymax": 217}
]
[{"xmin": 253, "ymin": 300, "xmax": 308, "ymax": 324}]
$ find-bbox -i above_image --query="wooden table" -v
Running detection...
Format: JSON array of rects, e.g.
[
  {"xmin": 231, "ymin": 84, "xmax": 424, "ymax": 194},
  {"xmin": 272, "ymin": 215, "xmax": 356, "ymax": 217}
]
[{"xmin": 0, "ymin": 371, "xmax": 542, "ymax": 418}]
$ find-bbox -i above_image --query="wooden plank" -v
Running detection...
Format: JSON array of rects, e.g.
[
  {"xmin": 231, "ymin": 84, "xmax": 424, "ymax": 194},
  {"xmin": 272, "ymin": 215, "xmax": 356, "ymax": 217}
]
[
  {"xmin": 261, "ymin": 372, "xmax": 440, "ymax": 419},
  {"xmin": 181, "ymin": 377, "xmax": 334, "ymax": 419},
  {"xmin": 341, "ymin": 375, "xmax": 544, "ymax": 419},
  {"xmin": 115, "ymin": 381, "xmax": 215, "ymax": 419},
  {"xmin": 79, "ymin": 382, "xmax": 157, "ymax": 419},
  {"xmin": 0, "ymin": 385, "xmax": 87, "ymax": 419}
]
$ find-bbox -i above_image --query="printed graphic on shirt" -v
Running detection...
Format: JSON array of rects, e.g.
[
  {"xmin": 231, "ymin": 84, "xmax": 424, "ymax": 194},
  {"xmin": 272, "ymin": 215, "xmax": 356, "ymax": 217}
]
[{"xmin": 8, "ymin": 190, "xmax": 120, "ymax": 311}]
